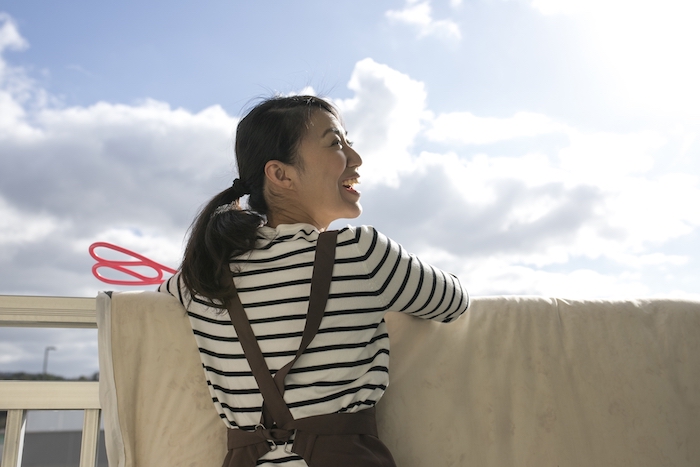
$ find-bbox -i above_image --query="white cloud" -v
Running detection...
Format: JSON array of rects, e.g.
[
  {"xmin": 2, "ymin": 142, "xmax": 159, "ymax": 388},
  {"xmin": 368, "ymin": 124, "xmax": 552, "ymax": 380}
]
[
  {"xmin": 601, "ymin": 173, "xmax": 700, "ymax": 250},
  {"xmin": 0, "ymin": 13, "xmax": 28, "ymax": 54},
  {"xmin": 0, "ymin": 195, "xmax": 64, "ymax": 246},
  {"xmin": 529, "ymin": 0, "xmax": 598, "ymax": 16},
  {"xmin": 0, "ymin": 15, "xmax": 43, "ymax": 140},
  {"xmin": 557, "ymin": 130, "xmax": 665, "ymax": 179},
  {"xmin": 0, "ymin": 16, "xmax": 239, "ymax": 296},
  {"xmin": 386, "ymin": 1, "xmax": 461, "ymax": 40},
  {"xmin": 426, "ymin": 111, "xmax": 565, "ymax": 145},
  {"xmin": 464, "ymin": 259, "xmax": 651, "ymax": 298},
  {"xmin": 415, "ymin": 126, "xmax": 698, "ymax": 266},
  {"xmin": 401, "ymin": 241, "xmax": 655, "ymax": 298},
  {"xmin": 335, "ymin": 58, "xmax": 428, "ymax": 187},
  {"xmin": 426, "ymin": 109, "xmax": 670, "ymax": 185},
  {"xmin": 34, "ymin": 99, "xmax": 237, "ymax": 179},
  {"xmin": 617, "ymin": 253, "xmax": 688, "ymax": 268},
  {"xmin": 1, "ymin": 12, "xmax": 698, "ymax": 303},
  {"xmin": 338, "ymin": 56, "xmax": 699, "ymax": 298},
  {"xmin": 0, "ymin": 93, "xmax": 237, "ymax": 294}
]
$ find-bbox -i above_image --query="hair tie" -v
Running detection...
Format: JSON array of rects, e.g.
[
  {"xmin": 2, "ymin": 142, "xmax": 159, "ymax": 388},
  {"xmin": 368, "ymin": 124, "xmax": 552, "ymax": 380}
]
[
  {"xmin": 211, "ymin": 202, "xmax": 236, "ymax": 218},
  {"xmin": 231, "ymin": 178, "xmax": 251, "ymax": 198}
]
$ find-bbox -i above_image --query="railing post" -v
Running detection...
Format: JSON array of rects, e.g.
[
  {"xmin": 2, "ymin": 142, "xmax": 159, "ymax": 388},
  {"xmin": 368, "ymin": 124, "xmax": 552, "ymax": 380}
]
[
  {"xmin": 0, "ymin": 295, "xmax": 101, "ymax": 466},
  {"xmin": 2, "ymin": 409, "xmax": 27, "ymax": 467},
  {"xmin": 79, "ymin": 408, "xmax": 102, "ymax": 467}
]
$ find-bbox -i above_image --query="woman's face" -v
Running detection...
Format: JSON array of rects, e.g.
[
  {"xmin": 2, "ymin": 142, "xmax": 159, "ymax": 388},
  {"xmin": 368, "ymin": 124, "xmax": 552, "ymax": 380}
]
[{"xmin": 291, "ymin": 109, "xmax": 363, "ymax": 229}]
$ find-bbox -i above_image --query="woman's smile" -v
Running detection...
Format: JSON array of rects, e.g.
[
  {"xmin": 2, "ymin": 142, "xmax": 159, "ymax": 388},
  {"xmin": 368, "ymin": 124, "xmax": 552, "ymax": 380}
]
[{"xmin": 342, "ymin": 176, "xmax": 361, "ymax": 195}]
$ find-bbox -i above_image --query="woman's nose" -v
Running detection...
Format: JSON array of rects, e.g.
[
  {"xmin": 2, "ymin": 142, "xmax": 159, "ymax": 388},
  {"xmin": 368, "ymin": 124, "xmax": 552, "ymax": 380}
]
[{"xmin": 346, "ymin": 145, "xmax": 362, "ymax": 168}]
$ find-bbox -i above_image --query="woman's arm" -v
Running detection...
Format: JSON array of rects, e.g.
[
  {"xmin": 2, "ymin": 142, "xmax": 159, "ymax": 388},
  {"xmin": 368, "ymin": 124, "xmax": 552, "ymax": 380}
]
[{"xmin": 336, "ymin": 226, "xmax": 469, "ymax": 322}]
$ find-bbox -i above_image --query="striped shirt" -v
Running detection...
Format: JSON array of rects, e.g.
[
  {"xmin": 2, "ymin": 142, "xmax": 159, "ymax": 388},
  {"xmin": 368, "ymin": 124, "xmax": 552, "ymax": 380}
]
[{"xmin": 159, "ymin": 223, "xmax": 468, "ymax": 466}]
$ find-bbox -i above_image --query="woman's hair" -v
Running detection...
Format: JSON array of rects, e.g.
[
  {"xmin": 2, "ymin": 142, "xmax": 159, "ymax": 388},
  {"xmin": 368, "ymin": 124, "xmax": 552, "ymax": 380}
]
[{"xmin": 180, "ymin": 95, "xmax": 340, "ymax": 303}]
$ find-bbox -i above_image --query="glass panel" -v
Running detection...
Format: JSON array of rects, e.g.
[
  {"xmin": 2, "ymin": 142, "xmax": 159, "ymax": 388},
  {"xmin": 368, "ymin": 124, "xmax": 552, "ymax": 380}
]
[
  {"xmin": 0, "ymin": 410, "xmax": 6, "ymax": 460},
  {"xmin": 22, "ymin": 410, "xmax": 84, "ymax": 467},
  {"xmin": 0, "ymin": 328, "xmax": 98, "ymax": 381},
  {"xmin": 20, "ymin": 410, "xmax": 108, "ymax": 467}
]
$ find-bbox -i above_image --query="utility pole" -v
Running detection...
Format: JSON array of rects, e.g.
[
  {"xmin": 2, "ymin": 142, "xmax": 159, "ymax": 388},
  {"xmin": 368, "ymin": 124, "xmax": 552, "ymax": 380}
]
[{"xmin": 43, "ymin": 346, "xmax": 57, "ymax": 375}]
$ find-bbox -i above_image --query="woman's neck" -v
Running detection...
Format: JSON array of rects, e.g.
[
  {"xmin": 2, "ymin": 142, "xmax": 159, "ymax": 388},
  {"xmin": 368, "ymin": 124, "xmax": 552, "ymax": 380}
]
[{"xmin": 265, "ymin": 211, "xmax": 327, "ymax": 231}]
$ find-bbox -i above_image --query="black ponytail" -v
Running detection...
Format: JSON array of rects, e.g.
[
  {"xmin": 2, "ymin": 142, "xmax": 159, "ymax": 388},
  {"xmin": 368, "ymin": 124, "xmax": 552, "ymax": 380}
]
[
  {"xmin": 181, "ymin": 185, "xmax": 262, "ymax": 303},
  {"xmin": 179, "ymin": 95, "xmax": 340, "ymax": 303}
]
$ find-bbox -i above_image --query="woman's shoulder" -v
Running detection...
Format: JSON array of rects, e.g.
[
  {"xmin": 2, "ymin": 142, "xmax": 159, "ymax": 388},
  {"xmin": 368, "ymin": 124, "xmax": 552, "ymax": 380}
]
[
  {"xmin": 334, "ymin": 225, "xmax": 395, "ymax": 256},
  {"xmin": 335, "ymin": 224, "xmax": 382, "ymax": 241},
  {"xmin": 158, "ymin": 271, "xmax": 225, "ymax": 313},
  {"xmin": 251, "ymin": 223, "xmax": 393, "ymax": 261}
]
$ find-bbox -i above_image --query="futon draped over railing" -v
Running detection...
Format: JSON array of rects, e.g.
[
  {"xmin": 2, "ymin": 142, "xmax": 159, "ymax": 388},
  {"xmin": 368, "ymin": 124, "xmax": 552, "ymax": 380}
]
[{"xmin": 98, "ymin": 292, "xmax": 700, "ymax": 466}]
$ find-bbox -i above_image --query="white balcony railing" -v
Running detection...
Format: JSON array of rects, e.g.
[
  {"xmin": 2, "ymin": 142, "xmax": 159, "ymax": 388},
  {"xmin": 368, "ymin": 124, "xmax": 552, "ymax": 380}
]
[{"xmin": 0, "ymin": 295, "xmax": 100, "ymax": 467}]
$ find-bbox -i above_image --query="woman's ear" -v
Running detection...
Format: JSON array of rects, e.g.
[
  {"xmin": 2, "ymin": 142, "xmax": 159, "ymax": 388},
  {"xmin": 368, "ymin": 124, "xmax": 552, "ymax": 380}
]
[{"xmin": 264, "ymin": 160, "xmax": 297, "ymax": 191}]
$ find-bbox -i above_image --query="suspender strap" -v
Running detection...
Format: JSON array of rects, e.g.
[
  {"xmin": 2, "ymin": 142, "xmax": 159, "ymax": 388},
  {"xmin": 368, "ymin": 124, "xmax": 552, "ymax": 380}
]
[
  {"xmin": 222, "ymin": 231, "xmax": 343, "ymax": 467},
  {"xmin": 226, "ymin": 230, "xmax": 338, "ymax": 428},
  {"xmin": 264, "ymin": 229, "xmax": 338, "ymax": 426},
  {"xmin": 225, "ymin": 282, "xmax": 293, "ymax": 426}
]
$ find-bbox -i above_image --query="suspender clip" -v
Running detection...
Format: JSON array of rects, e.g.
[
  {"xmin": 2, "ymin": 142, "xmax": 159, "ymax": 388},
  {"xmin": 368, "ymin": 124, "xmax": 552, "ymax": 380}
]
[
  {"xmin": 283, "ymin": 429, "xmax": 297, "ymax": 453},
  {"xmin": 254, "ymin": 423, "xmax": 279, "ymax": 451}
]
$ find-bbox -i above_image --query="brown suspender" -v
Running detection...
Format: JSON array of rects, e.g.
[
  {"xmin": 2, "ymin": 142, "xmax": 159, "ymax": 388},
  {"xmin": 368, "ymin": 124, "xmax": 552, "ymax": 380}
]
[
  {"xmin": 221, "ymin": 230, "xmax": 395, "ymax": 467},
  {"xmin": 226, "ymin": 230, "xmax": 337, "ymax": 429}
]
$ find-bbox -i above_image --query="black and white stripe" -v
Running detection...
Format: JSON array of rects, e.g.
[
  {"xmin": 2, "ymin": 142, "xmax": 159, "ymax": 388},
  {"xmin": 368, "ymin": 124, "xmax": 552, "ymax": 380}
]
[{"xmin": 159, "ymin": 223, "xmax": 468, "ymax": 466}]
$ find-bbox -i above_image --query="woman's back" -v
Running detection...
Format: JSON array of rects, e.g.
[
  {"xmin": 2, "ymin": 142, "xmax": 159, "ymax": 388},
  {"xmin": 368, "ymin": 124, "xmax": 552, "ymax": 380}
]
[{"xmin": 160, "ymin": 223, "xmax": 466, "ymax": 466}]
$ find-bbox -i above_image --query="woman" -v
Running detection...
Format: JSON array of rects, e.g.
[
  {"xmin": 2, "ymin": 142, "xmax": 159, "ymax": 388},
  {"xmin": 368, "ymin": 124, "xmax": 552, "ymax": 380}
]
[{"xmin": 159, "ymin": 95, "xmax": 469, "ymax": 467}]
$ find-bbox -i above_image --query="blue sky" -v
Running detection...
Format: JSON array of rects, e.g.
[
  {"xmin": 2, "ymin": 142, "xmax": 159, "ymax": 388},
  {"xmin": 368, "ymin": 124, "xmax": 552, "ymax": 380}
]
[{"xmin": 1, "ymin": 0, "xmax": 699, "ymax": 377}]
